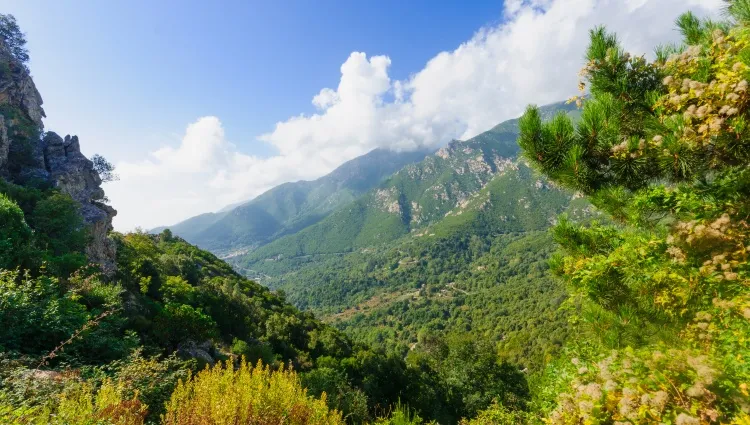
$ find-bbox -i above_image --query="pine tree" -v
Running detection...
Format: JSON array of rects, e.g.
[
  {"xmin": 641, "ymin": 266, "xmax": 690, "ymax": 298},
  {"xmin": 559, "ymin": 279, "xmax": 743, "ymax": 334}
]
[
  {"xmin": 0, "ymin": 14, "xmax": 29, "ymax": 69},
  {"xmin": 518, "ymin": 3, "xmax": 750, "ymax": 423}
]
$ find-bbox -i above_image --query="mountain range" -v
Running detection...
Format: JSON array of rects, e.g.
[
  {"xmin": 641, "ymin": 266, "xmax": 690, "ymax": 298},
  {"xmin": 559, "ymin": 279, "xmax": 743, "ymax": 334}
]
[
  {"xmin": 161, "ymin": 102, "xmax": 579, "ymax": 258},
  {"xmin": 153, "ymin": 148, "xmax": 430, "ymax": 254},
  {"xmin": 156, "ymin": 100, "xmax": 589, "ymax": 368},
  {"xmin": 224, "ymin": 101, "xmax": 596, "ymax": 368}
]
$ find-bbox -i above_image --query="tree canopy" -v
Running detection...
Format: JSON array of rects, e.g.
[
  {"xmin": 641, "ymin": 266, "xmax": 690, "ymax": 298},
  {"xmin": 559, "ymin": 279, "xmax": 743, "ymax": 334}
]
[
  {"xmin": 518, "ymin": 6, "xmax": 750, "ymax": 424},
  {"xmin": 0, "ymin": 14, "xmax": 29, "ymax": 68}
]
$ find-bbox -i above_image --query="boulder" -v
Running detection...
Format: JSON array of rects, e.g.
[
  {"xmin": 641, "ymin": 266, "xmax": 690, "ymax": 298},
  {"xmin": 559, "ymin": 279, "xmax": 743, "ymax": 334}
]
[{"xmin": 177, "ymin": 340, "xmax": 216, "ymax": 365}]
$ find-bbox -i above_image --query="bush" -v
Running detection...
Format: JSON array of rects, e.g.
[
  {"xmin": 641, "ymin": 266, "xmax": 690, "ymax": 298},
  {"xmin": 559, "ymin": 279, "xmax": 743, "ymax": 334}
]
[
  {"xmin": 373, "ymin": 402, "xmax": 425, "ymax": 425},
  {"xmin": 152, "ymin": 304, "xmax": 217, "ymax": 350},
  {"xmin": 0, "ymin": 380, "xmax": 146, "ymax": 425},
  {"xmin": 517, "ymin": 9, "xmax": 750, "ymax": 424},
  {"xmin": 0, "ymin": 194, "xmax": 32, "ymax": 269},
  {"xmin": 89, "ymin": 349, "xmax": 194, "ymax": 423},
  {"xmin": 459, "ymin": 400, "xmax": 535, "ymax": 425},
  {"xmin": 0, "ymin": 270, "xmax": 88, "ymax": 355},
  {"xmin": 31, "ymin": 192, "xmax": 86, "ymax": 256},
  {"xmin": 302, "ymin": 367, "xmax": 369, "ymax": 424},
  {"xmin": 162, "ymin": 359, "xmax": 344, "ymax": 425},
  {"xmin": 230, "ymin": 338, "xmax": 275, "ymax": 366},
  {"xmin": 159, "ymin": 276, "xmax": 195, "ymax": 305}
]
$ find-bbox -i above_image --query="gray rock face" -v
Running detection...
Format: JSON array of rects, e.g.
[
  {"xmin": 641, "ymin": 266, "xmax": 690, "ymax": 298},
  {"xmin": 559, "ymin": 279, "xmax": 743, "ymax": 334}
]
[
  {"xmin": 0, "ymin": 115, "xmax": 8, "ymax": 172},
  {"xmin": 177, "ymin": 340, "xmax": 216, "ymax": 365},
  {"xmin": 0, "ymin": 38, "xmax": 117, "ymax": 274},
  {"xmin": 0, "ymin": 42, "xmax": 45, "ymax": 130},
  {"xmin": 42, "ymin": 132, "xmax": 118, "ymax": 274}
]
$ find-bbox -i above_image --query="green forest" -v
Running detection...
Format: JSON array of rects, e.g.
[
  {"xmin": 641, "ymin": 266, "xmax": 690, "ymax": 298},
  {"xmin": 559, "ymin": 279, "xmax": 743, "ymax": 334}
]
[{"xmin": 2, "ymin": 3, "xmax": 750, "ymax": 425}]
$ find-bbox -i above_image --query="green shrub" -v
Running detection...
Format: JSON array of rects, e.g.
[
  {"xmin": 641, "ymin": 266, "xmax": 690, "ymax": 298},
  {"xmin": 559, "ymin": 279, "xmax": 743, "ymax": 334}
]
[
  {"xmin": 0, "ymin": 194, "xmax": 32, "ymax": 269},
  {"xmin": 152, "ymin": 304, "xmax": 217, "ymax": 350},
  {"xmin": 159, "ymin": 276, "xmax": 195, "ymax": 305},
  {"xmin": 31, "ymin": 192, "xmax": 86, "ymax": 256},
  {"xmin": 374, "ymin": 402, "xmax": 425, "ymax": 425},
  {"xmin": 517, "ymin": 10, "xmax": 750, "ymax": 424},
  {"xmin": 89, "ymin": 349, "xmax": 194, "ymax": 424},
  {"xmin": 302, "ymin": 367, "xmax": 369, "ymax": 424},
  {"xmin": 459, "ymin": 400, "xmax": 535, "ymax": 425},
  {"xmin": 0, "ymin": 270, "xmax": 88, "ymax": 355}
]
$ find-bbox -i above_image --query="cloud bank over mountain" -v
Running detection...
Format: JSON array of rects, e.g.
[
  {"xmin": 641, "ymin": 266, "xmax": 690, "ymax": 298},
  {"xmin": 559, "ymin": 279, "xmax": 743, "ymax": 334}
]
[{"xmin": 110, "ymin": 0, "xmax": 722, "ymax": 230}]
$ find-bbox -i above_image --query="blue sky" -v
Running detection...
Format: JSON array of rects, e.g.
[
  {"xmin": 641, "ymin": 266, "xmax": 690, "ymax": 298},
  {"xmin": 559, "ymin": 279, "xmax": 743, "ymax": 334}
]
[
  {"xmin": 4, "ymin": 0, "xmax": 722, "ymax": 230},
  {"xmin": 6, "ymin": 0, "xmax": 504, "ymax": 161}
]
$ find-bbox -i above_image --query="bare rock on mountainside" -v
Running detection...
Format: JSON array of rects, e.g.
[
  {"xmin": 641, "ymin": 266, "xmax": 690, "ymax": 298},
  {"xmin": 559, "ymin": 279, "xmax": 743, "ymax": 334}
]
[{"xmin": 0, "ymin": 38, "xmax": 117, "ymax": 274}]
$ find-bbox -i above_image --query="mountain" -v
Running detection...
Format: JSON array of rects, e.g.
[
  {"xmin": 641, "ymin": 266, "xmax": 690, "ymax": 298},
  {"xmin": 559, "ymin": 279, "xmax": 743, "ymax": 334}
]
[
  {"xmin": 222, "ymin": 101, "xmax": 592, "ymax": 370},
  {"xmin": 1, "ymin": 25, "xmax": 516, "ymax": 424},
  {"xmin": 158, "ymin": 148, "xmax": 430, "ymax": 254},
  {"xmin": 232, "ymin": 101, "xmax": 579, "ymax": 266}
]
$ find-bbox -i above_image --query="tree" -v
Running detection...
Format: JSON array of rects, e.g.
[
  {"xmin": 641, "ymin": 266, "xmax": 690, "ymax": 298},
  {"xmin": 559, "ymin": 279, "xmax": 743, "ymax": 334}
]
[
  {"xmin": 518, "ymin": 7, "xmax": 750, "ymax": 424},
  {"xmin": 91, "ymin": 154, "xmax": 119, "ymax": 183},
  {"xmin": 0, "ymin": 14, "xmax": 29, "ymax": 68},
  {"xmin": 0, "ymin": 194, "xmax": 32, "ymax": 269},
  {"xmin": 30, "ymin": 192, "xmax": 86, "ymax": 256}
]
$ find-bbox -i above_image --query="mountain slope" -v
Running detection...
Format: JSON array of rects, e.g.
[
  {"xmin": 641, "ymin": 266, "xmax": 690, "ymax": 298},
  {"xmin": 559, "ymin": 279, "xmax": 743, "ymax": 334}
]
[
  {"xmin": 234, "ymin": 101, "xmax": 578, "ymax": 264},
  {"xmin": 223, "ymin": 101, "xmax": 589, "ymax": 370},
  {"xmin": 230, "ymin": 159, "xmax": 596, "ymax": 369},
  {"xmin": 159, "ymin": 148, "xmax": 429, "ymax": 253}
]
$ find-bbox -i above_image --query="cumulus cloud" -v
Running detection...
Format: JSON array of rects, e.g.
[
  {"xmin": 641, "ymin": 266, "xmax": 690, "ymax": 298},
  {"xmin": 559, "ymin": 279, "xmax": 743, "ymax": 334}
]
[
  {"xmin": 111, "ymin": 0, "xmax": 722, "ymax": 230},
  {"xmin": 107, "ymin": 117, "xmax": 331, "ymax": 230}
]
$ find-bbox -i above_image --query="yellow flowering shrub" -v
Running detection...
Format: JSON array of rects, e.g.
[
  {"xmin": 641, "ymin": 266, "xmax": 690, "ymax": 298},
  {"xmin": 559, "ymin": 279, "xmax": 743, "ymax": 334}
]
[
  {"xmin": 0, "ymin": 379, "xmax": 146, "ymax": 425},
  {"xmin": 161, "ymin": 359, "xmax": 344, "ymax": 425}
]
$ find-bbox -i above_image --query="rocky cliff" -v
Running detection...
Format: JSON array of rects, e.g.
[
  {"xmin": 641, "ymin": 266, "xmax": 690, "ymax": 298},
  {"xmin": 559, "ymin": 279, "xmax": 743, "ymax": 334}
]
[{"xmin": 0, "ymin": 39, "xmax": 117, "ymax": 273}]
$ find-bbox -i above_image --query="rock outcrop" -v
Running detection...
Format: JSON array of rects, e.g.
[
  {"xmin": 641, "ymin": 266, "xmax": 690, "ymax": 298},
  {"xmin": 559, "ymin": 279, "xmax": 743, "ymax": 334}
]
[
  {"xmin": 177, "ymin": 340, "xmax": 217, "ymax": 365},
  {"xmin": 0, "ymin": 38, "xmax": 117, "ymax": 274}
]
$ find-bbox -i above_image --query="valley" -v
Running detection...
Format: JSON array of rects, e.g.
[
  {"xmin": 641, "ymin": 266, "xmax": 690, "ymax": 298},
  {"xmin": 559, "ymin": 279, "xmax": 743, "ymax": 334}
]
[{"xmin": 2, "ymin": 4, "xmax": 749, "ymax": 425}]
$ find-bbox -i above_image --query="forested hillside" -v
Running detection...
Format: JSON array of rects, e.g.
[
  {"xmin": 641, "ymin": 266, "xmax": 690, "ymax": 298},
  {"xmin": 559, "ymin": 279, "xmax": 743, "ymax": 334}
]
[
  {"xmin": 0, "ymin": 15, "xmax": 532, "ymax": 425},
  {"xmin": 3, "ymin": 2, "xmax": 750, "ymax": 425},
  {"xmin": 221, "ymin": 104, "xmax": 587, "ymax": 372},
  {"xmin": 155, "ymin": 148, "xmax": 429, "ymax": 254},
  {"xmin": 233, "ymin": 102, "xmax": 578, "ymax": 265}
]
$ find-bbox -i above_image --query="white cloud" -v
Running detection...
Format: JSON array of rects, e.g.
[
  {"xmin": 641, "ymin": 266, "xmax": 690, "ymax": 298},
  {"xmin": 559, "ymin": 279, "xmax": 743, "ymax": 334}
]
[{"xmin": 111, "ymin": 0, "xmax": 723, "ymax": 231}]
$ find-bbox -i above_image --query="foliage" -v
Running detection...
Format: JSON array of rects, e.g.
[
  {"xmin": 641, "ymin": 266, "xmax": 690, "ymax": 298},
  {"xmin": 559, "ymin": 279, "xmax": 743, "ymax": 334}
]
[
  {"xmin": 0, "ymin": 380, "xmax": 147, "ymax": 425},
  {"xmin": 31, "ymin": 192, "xmax": 87, "ymax": 260},
  {"xmin": 0, "ymin": 14, "xmax": 29, "ymax": 68},
  {"xmin": 92, "ymin": 154, "xmax": 119, "ymax": 183},
  {"xmin": 459, "ymin": 400, "xmax": 536, "ymax": 425},
  {"xmin": 0, "ymin": 269, "xmax": 130, "ymax": 363},
  {"xmin": 373, "ymin": 402, "xmax": 426, "ymax": 425},
  {"xmin": 89, "ymin": 349, "xmax": 194, "ymax": 423},
  {"xmin": 518, "ymin": 7, "xmax": 750, "ymax": 424},
  {"xmin": 406, "ymin": 334, "xmax": 529, "ymax": 422},
  {"xmin": 162, "ymin": 359, "xmax": 345, "ymax": 425},
  {"xmin": 0, "ymin": 193, "xmax": 32, "ymax": 269},
  {"xmin": 0, "ymin": 179, "xmax": 89, "ymax": 276},
  {"xmin": 152, "ymin": 304, "xmax": 218, "ymax": 350},
  {"xmin": 301, "ymin": 367, "xmax": 370, "ymax": 424}
]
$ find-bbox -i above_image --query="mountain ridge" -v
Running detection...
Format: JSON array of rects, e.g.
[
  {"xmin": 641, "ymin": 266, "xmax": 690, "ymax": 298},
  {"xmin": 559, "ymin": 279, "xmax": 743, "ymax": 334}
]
[
  {"xmin": 230, "ymin": 101, "xmax": 579, "ymax": 267},
  {"xmin": 155, "ymin": 147, "xmax": 431, "ymax": 254}
]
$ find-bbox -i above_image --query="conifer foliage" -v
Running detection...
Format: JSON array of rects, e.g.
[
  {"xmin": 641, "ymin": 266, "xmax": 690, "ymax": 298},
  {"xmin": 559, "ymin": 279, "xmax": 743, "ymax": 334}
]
[{"xmin": 518, "ymin": 4, "xmax": 750, "ymax": 424}]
